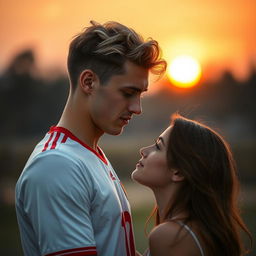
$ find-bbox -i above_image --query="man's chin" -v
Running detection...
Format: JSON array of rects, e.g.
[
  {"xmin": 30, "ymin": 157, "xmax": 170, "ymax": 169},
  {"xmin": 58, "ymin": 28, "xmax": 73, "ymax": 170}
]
[{"xmin": 106, "ymin": 127, "xmax": 124, "ymax": 136}]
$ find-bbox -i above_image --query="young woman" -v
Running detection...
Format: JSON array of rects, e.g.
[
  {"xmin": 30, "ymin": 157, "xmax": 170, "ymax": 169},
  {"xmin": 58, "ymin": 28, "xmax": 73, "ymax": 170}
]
[{"xmin": 132, "ymin": 114, "xmax": 252, "ymax": 256}]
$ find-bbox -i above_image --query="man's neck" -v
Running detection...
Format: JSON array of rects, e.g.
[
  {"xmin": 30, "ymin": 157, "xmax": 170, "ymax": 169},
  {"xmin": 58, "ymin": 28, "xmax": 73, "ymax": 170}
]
[{"xmin": 57, "ymin": 95, "xmax": 103, "ymax": 151}]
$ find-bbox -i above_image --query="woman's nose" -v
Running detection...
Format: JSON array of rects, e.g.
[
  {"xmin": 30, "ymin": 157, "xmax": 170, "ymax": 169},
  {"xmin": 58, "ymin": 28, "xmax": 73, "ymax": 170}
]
[{"xmin": 140, "ymin": 146, "xmax": 147, "ymax": 157}]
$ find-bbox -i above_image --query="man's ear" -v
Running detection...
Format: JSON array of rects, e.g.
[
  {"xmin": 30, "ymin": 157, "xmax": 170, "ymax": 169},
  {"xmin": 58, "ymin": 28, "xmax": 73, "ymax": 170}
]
[
  {"xmin": 79, "ymin": 70, "xmax": 98, "ymax": 93},
  {"xmin": 170, "ymin": 169, "xmax": 185, "ymax": 182}
]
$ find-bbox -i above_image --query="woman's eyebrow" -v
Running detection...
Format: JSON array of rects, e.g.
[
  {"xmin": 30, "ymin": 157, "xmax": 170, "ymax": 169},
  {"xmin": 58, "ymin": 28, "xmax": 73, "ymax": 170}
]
[{"xmin": 158, "ymin": 137, "xmax": 165, "ymax": 146}]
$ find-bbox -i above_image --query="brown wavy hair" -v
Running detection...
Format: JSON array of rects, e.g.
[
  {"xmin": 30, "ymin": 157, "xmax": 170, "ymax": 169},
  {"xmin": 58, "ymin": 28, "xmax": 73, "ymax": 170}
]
[
  {"xmin": 149, "ymin": 114, "xmax": 252, "ymax": 256},
  {"xmin": 67, "ymin": 20, "xmax": 166, "ymax": 88}
]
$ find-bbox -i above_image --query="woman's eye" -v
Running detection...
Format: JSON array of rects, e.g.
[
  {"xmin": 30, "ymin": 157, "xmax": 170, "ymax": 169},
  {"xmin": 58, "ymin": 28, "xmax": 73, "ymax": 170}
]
[{"xmin": 154, "ymin": 140, "xmax": 160, "ymax": 150}]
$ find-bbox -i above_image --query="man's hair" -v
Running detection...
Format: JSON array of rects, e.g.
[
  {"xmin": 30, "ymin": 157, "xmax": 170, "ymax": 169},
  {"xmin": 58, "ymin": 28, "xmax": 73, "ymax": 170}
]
[{"xmin": 67, "ymin": 20, "xmax": 167, "ymax": 88}]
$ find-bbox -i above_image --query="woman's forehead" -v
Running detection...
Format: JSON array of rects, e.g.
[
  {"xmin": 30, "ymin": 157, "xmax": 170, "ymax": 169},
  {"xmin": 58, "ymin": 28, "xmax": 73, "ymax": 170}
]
[{"xmin": 159, "ymin": 126, "xmax": 172, "ymax": 144}]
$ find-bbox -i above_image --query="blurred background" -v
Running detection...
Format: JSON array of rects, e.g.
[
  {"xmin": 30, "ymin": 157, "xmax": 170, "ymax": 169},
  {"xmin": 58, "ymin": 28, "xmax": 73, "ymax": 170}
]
[{"xmin": 0, "ymin": 0, "xmax": 255, "ymax": 255}]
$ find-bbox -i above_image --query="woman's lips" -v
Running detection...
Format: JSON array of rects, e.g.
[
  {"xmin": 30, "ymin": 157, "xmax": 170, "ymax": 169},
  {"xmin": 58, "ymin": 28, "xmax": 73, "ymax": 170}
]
[{"xmin": 136, "ymin": 161, "xmax": 144, "ymax": 167}]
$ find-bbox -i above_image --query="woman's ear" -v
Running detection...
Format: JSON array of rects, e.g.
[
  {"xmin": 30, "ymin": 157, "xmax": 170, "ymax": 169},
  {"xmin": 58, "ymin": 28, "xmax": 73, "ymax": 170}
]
[
  {"xmin": 79, "ymin": 69, "xmax": 98, "ymax": 94},
  {"xmin": 170, "ymin": 169, "xmax": 185, "ymax": 182}
]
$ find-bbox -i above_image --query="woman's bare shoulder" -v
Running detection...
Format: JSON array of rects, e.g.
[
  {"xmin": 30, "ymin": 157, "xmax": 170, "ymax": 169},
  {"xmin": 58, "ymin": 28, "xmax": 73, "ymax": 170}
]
[
  {"xmin": 149, "ymin": 221, "xmax": 202, "ymax": 256},
  {"xmin": 149, "ymin": 221, "xmax": 185, "ymax": 244},
  {"xmin": 148, "ymin": 222, "xmax": 184, "ymax": 255},
  {"xmin": 150, "ymin": 221, "xmax": 180, "ymax": 237}
]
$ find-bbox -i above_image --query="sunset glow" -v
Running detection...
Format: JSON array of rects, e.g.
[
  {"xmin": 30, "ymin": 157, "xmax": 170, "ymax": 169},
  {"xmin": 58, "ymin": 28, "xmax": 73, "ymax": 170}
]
[
  {"xmin": 0, "ymin": 0, "xmax": 255, "ymax": 83},
  {"xmin": 167, "ymin": 56, "xmax": 202, "ymax": 88}
]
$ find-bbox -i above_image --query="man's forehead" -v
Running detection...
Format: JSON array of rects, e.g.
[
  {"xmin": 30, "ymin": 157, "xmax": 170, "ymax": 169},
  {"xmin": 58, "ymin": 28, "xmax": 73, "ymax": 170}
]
[{"xmin": 122, "ymin": 61, "xmax": 149, "ymax": 90}]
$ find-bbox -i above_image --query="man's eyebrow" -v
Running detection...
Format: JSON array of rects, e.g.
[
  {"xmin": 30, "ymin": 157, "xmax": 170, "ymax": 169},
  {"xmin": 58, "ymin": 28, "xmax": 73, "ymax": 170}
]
[{"xmin": 122, "ymin": 86, "xmax": 148, "ymax": 93}]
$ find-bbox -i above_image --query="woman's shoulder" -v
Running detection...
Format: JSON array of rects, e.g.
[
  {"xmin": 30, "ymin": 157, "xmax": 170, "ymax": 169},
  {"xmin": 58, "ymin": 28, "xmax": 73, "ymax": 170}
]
[
  {"xmin": 149, "ymin": 221, "xmax": 185, "ymax": 244},
  {"xmin": 148, "ymin": 221, "xmax": 185, "ymax": 255},
  {"xmin": 148, "ymin": 221, "xmax": 204, "ymax": 256}
]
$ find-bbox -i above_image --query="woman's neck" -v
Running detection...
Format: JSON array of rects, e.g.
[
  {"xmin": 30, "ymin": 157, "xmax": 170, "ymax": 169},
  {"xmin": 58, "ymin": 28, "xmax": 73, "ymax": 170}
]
[{"xmin": 153, "ymin": 186, "xmax": 188, "ymax": 222}]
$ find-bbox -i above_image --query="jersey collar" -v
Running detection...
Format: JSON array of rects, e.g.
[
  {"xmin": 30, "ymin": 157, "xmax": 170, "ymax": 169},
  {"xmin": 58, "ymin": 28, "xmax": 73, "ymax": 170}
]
[{"xmin": 49, "ymin": 126, "xmax": 108, "ymax": 165}]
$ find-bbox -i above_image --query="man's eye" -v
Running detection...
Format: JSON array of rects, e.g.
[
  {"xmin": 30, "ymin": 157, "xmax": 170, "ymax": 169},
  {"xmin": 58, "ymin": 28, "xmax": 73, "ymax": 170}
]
[{"xmin": 122, "ymin": 91, "xmax": 134, "ymax": 98}]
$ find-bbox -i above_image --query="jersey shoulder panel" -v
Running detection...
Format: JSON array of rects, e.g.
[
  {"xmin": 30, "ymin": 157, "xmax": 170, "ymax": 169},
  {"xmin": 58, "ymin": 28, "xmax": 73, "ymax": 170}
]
[{"xmin": 16, "ymin": 150, "xmax": 95, "ymax": 204}]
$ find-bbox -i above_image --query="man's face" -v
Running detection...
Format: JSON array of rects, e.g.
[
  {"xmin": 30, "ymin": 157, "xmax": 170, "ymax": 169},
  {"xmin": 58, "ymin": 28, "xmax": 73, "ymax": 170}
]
[{"xmin": 88, "ymin": 61, "xmax": 148, "ymax": 135}]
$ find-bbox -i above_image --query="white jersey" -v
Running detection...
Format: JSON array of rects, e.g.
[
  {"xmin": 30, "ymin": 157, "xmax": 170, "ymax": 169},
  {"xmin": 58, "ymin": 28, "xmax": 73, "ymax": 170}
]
[{"xmin": 15, "ymin": 126, "xmax": 135, "ymax": 256}]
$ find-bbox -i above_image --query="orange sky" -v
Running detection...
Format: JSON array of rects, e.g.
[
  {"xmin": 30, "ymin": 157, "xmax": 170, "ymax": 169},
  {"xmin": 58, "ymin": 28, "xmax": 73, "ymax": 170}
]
[{"xmin": 0, "ymin": 0, "xmax": 256, "ymax": 82}]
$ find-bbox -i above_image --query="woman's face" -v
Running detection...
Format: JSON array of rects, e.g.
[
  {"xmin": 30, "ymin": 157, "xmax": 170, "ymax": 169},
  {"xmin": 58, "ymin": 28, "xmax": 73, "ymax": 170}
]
[{"xmin": 132, "ymin": 127, "xmax": 172, "ymax": 188}]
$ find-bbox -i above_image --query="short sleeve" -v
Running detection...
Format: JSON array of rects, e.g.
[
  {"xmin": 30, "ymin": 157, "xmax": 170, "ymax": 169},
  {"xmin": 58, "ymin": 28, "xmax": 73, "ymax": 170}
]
[{"xmin": 19, "ymin": 152, "xmax": 97, "ymax": 255}]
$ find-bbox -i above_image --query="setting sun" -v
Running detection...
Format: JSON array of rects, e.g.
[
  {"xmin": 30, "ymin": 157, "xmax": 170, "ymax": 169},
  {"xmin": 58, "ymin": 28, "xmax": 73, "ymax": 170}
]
[{"xmin": 168, "ymin": 55, "xmax": 202, "ymax": 88}]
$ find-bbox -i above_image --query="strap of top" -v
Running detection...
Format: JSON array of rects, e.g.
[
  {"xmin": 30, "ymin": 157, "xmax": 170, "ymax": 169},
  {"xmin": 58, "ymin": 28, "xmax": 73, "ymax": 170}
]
[{"xmin": 177, "ymin": 221, "xmax": 205, "ymax": 256}]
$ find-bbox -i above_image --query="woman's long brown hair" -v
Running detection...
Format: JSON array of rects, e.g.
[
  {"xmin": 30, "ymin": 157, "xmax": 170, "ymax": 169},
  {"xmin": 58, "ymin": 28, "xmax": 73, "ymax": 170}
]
[{"xmin": 149, "ymin": 114, "xmax": 252, "ymax": 256}]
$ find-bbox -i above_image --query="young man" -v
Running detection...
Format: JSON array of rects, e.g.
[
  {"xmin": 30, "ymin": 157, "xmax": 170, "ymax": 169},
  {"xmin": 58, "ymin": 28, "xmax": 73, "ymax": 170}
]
[{"xmin": 15, "ymin": 21, "xmax": 166, "ymax": 256}]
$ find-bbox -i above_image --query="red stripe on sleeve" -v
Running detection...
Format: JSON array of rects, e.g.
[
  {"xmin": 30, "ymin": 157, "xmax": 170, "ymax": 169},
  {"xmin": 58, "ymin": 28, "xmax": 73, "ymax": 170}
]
[
  {"xmin": 50, "ymin": 132, "xmax": 61, "ymax": 149},
  {"xmin": 45, "ymin": 246, "xmax": 97, "ymax": 256},
  {"xmin": 42, "ymin": 132, "xmax": 54, "ymax": 152}
]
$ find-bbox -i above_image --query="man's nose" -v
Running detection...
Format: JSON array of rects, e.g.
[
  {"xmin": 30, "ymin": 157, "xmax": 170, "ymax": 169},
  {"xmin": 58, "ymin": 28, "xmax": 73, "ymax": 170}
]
[{"xmin": 128, "ymin": 97, "xmax": 142, "ymax": 115}]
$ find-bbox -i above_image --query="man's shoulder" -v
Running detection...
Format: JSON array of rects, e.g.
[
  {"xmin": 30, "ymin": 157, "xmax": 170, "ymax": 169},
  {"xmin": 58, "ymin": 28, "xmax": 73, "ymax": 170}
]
[
  {"xmin": 16, "ymin": 150, "xmax": 94, "ymax": 199},
  {"xmin": 21, "ymin": 145, "xmax": 105, "ymax": 185},
  {"xmin": 27, "ymin": 146, "xmax": 78, "ymax": 170},
  {"xmin": 17, "ymin": 135, "xmax": 107, "ymax": 191},
  {"xmin": 19, "ymin": 151, "xmax": 77, "ymax": 184}
]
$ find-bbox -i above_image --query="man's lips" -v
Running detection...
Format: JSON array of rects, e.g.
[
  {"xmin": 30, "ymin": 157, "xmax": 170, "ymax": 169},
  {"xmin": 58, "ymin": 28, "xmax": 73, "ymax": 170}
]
[
  {"xmin": 120, "ymin": 116, "xmax": 131, "ymax": 121},
  {"xmin": 120, "ymin": 116, "xmax": 132, "ymax": 124}
]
